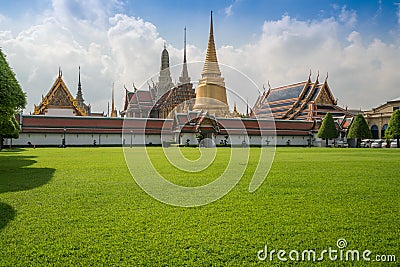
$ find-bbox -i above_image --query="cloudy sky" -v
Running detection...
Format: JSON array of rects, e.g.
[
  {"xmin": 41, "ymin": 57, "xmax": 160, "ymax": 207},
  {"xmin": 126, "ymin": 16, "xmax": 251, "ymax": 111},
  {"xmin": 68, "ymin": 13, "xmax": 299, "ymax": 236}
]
[{"xmin": 1, "ymin": 0, "xmax": 400, "ymax": 114}]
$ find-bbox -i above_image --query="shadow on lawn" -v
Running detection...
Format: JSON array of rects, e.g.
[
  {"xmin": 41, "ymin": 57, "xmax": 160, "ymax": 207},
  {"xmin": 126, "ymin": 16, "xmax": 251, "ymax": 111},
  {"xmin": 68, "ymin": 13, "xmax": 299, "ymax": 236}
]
[
  {"xmin": 0, "ymin": 155, "xmax": 55, "ymax": 193},
  {"xmin": 0, "ymin": 202, "xmax": 15, "ymax": 231},
  {"xmin": 0, "ymin": 152, "xmax": 55, "ymax": 230}
]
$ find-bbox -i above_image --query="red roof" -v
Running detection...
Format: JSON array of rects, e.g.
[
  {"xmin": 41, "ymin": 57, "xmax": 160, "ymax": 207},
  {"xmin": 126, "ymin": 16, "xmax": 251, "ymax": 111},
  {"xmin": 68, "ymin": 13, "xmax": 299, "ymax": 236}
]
[
  {"xmin": 19, "ymin": 114, "xmax": 315, "ymax": 136},
  {"xmin": 136, "ymin": 90, "xmax": 153, "ymax": 102},
  {"xmin": 21, "ymin": 115, "xmax": 172, "ymax": 134}
]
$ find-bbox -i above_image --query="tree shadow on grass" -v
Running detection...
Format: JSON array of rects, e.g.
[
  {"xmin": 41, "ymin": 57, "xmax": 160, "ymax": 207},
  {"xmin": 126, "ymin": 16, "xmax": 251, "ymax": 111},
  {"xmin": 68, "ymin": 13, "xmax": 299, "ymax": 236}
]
[
  {"xmin": 1, "ymin": 148, "xmax": 26, "ymax": 153},
  {"xmin": 0, "ymin": 153, "xmax": 55, "ymax": 230},
  {"xmin": 0, "ymin": 155, "xmax": 55, "ymax": 193},
  {"xmin": 0, "ymin": 202, "xmax": 15, "ymax": 230}
]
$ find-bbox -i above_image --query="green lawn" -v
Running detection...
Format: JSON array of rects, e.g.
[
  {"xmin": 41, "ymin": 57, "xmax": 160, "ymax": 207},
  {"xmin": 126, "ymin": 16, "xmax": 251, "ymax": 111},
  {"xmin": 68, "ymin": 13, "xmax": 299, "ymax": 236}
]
[{"xmin": 0, "ymin": 147, "xmax": 399, "ymax": 266}]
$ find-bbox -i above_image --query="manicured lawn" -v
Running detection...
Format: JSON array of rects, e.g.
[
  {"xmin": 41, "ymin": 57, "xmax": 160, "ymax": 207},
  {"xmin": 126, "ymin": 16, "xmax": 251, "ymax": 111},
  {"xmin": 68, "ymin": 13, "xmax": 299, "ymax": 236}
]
[{"xmin": 0, "ymin": 147, "xmax": 399, "ymax": 266}]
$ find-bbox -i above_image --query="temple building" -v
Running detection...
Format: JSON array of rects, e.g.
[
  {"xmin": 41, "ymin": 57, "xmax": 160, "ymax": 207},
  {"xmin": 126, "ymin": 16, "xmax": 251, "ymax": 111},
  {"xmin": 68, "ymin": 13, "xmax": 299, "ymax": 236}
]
[
  {"xmin": 252, "ymin": 72, "xmax": 349, "ymax": 121},
  {"xmin": 155, "ymin": 43, "xmax": 175, "ymax": 100},
  {"xmin": 150, "ymin": 27, "xmax": 196, "ymax": 119},
  {"xmin": 121, "ymin": 28, "xmax": 196, "ymax": 119},
  {"xmin": 5, "ymin": 11, "xmax": 366, "ymax": 148},
  {"xmin": 120, "ymin": 85, "xmax": 155, "ymax": 118},
  {"xmin": 33, "ymin": 67, "xmax": 91, "ymax": 116},
  {"xmin": 364, "ymin": 97, "xmax": 400, "ymax": 139},
  {"xmin": 122, "ymin": 12, "xmax": 230, "ymax": 119},
  {"xmin": 192, "ymin": 11, "xmax": 230, "ymax": 117}
]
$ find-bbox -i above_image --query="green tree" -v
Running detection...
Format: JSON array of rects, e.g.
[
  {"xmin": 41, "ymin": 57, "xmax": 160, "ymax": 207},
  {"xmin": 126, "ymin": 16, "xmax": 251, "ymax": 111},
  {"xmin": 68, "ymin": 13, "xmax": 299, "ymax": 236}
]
[
  {"xmin": 385, "ymin": 109, "xmax": 400, "ymax": 148},
  {"xmin": 318, "ymin": 112, "xmax": 338, "ymax": 147},
  {"xmin": 347, "ymin": 114, "xmax": 371, "ymax": 148},
  {"xmin": 0, "ymin": 48, "xmax": 26, "ymax": 150}
]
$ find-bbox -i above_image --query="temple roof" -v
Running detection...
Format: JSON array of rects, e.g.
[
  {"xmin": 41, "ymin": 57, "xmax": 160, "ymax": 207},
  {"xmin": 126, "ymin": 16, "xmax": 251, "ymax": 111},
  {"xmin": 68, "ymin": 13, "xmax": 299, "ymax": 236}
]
[
  {"xmin": 33, "ymin": 70, "xmax": 87, "ymax": 116},
  {"xmin": 253, "ymin": 74, "xmax": 347, "ymax": 121},
  {"xmin": 121, "ymin": 87, "xmax": 155, "ymax": 117}
]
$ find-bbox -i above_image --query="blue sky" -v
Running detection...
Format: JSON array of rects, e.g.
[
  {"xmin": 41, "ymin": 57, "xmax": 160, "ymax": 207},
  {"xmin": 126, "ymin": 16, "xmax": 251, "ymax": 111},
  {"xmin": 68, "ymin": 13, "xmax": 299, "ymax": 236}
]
[
  {"xmin": 131, "ymin": 0, "xmax": 399, "ymax": 45},
  {"xmin": 1, "ymin": 0, "xmax": 400, "ymax": 113},
  {"xmin": 3, "ymin": 0, "xmax": 399, "ymax": 46}
]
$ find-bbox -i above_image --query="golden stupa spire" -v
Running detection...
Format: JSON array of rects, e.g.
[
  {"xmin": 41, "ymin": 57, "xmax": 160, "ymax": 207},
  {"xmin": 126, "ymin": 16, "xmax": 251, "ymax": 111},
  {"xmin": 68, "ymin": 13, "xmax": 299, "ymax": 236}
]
[
  {"xmin": 201, "ymin": 11, "xmax": 222, "ymax": 79},
  {"xmin": 193, "ymin": 11, "xmax": 229, "ymax": 117}
]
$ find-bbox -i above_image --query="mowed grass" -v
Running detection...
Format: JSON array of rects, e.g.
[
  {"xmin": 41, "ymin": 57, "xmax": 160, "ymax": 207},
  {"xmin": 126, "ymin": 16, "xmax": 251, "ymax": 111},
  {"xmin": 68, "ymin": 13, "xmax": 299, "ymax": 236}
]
[{"xmin": 0, "ymin": 147, "xmax": 399, "ymax": 266}]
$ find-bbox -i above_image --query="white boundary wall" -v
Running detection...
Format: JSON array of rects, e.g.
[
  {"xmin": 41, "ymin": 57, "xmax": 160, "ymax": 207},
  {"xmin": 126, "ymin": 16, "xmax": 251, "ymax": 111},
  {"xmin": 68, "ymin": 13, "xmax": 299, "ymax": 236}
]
[
  {"xmin": 4, "ymin": 133, "xmax": 173, "ymax": 147},
  {"xmin": 4, "ymin": 132, "xmax": 313, "ymax": 147},
  {"xmin": 175, "ymin": 133, "xmax": 313, "ymax": 146}
]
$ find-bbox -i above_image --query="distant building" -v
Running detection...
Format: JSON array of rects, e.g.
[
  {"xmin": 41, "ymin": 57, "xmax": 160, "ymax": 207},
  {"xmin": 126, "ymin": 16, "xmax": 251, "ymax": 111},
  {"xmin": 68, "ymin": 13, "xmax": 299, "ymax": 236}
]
[
  {"xmin": 156, "ymin": 43, "xmax": 175, "ymax": 101},
  {"xmin": 7, "ymin": 11, "xmax": 363, "ymax": 148},
  {"xmin": 121, "ymin": 28, "xmax": 196, "ymax": 119},
  {"xmin": 364, "ymin": 97, "xmax": 400, "ymax": 139},
  {"xmin": 150, "ymin": 27, "xmax": 196, "ymax": 119},
  {"xmin": 253, "ymin": 72, "xmax": 349, "ymax": 121},
  {"xmin": 120, "ymin": 87, "xmax": 155, "ymax": 118},
  {"xmin": 33, "ymin": 67, "xmax": 92, "ymax": 116}
]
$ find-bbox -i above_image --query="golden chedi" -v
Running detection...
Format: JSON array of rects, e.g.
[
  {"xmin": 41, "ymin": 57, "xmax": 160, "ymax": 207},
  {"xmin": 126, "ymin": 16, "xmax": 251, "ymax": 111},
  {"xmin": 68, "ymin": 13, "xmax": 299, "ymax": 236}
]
[{"xmin": 193, "ymin": 11, "xmax": 229, "ymax": 117}]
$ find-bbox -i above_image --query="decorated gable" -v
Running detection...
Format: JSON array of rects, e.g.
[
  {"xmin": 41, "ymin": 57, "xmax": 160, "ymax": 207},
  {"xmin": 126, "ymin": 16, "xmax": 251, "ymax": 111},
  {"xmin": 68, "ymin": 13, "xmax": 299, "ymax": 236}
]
[{"xmin": 33, "ymin": 70, "xmax": 87, "ymax": 116}]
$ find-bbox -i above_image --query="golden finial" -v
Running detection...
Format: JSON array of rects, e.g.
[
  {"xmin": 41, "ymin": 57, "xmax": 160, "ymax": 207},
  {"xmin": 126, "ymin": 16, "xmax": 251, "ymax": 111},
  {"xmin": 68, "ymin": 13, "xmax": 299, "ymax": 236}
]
[{"xmin": 201, "ymin": 9, "xmax": 220, "ymax": 75}]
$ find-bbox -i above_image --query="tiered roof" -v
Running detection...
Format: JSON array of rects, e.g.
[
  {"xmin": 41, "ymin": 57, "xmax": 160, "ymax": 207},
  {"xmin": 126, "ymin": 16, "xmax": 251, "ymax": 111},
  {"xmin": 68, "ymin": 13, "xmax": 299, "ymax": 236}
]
[
  {"xmin": 121, "ymin": 87, "xmax": 155, "ymax": 118},
  {"xmin": 253, "ymin": 74, "xmax": 348, "ymax": 121},
  {"xmin": 33, "ymin": 69, "xmax": 89, "ymax": 116}
]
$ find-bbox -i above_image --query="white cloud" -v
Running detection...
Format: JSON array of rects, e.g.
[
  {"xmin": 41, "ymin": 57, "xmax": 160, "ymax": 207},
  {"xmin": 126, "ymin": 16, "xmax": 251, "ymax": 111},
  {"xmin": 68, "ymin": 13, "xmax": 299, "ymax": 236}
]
[
  {"xmin": 339, "ymin": 5, "xmax": 357, "ymax": 27},
  {"xmin": 107, "ymin": 14, "xmax": 165, "ymax": 88},
  {"xmin": 1, "ymin": 8, "xmax": 117, "ymax": 113},
  {"xmin": 51, "ymin": 0, "xmax": 123, "ymax": 26},
  {"xmin": 225, "ymin": 5, "xmax": 233, "ymax": 17}
]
